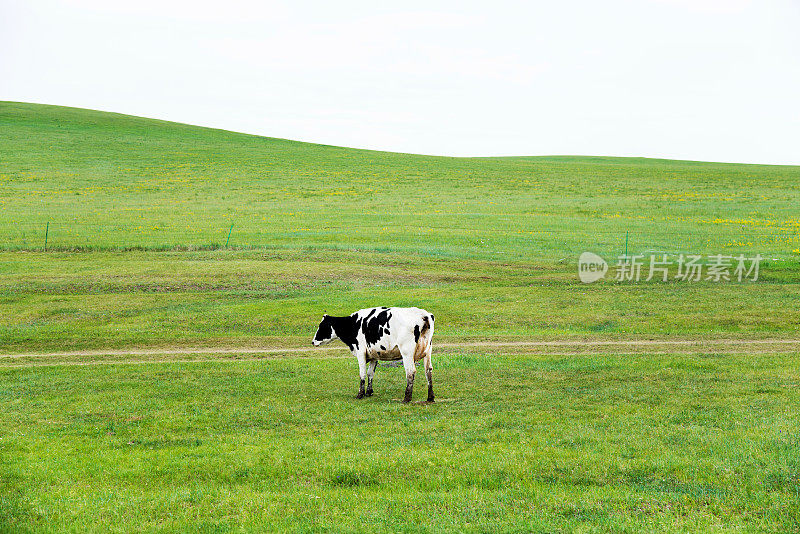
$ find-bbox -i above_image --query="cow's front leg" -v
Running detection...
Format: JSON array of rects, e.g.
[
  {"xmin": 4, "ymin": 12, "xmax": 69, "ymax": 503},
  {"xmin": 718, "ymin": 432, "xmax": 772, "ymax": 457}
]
[
  {"xmin": 366, "ymin": 360, "xmax": 378, "ymax": 396},
  {"xmin": 401, "ymin": 346, "xmax": 416, "ymax": 403},
  {"xmin": 356, "ymin": 350, "xmax": 367, "ymax": 399}
]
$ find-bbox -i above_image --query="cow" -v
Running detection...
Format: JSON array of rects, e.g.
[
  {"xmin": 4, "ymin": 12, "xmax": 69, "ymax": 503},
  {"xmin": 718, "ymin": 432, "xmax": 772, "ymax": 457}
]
[{"xmin": 312, "ymin": 307, "xmax": 435, "ymax": 403}]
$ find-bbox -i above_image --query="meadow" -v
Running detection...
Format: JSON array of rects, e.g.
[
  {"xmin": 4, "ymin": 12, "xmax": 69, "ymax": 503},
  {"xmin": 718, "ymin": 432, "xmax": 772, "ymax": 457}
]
[
  {"xmin": 3, "ymin": 351, "xmax": 800, "ymax": 532},
  {"xmin": 1, "ymin": 102, "xmax": 799, "ymax": 532},
  {"xmin": 2, "ymin": 101, "xmax": 799, "ymax": 259}
]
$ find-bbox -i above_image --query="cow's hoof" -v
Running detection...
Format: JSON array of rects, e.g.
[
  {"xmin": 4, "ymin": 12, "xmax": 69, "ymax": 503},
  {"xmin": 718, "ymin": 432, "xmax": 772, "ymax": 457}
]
[
  {"xmin": 365, "ymin": 390, "xmax": 373, "ymax": 397},
  {"xmin": 427, "ymin": 397, "xmax": 435, "ymax": 403},
  {"xmin": 402, "ymin": 397, "xmax": 412, "ymax": 404},
  {"xmin": 356, "ymin": 392, "xmax": 365, "ymax": 399}
]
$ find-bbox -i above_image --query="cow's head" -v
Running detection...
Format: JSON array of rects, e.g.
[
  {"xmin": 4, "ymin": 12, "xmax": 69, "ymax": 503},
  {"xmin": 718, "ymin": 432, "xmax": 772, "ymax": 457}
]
[{"xmin": 312, "ymin": 314, "xmax": 337, "ymax": 346}]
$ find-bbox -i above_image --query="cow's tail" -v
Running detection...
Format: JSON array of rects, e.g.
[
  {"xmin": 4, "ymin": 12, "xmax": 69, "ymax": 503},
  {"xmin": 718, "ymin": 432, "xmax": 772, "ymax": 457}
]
[{"xmin": 414, "ymin": 314, "xmax": 435, "ymax": 361}]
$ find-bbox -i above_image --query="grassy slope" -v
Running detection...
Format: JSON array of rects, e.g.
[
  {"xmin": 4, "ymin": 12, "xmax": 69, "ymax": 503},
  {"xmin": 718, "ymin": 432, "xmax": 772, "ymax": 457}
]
[
  {"xmin": 1, "ymin": 102, "xmax": 799, "ymax": 351},
  {"xmin": 2, "ymin": 101, "xmax": 799, "ymax": 258}
]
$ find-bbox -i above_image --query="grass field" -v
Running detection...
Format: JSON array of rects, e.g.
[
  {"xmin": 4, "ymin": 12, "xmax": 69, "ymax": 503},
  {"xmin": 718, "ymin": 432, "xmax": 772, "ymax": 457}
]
[
  {"xmin": 3, "ymin": 101, "xmax": 799, "ymax": 259},
  {"xmin": 4, "ymin": 351, "xmax": 800, "ymax": 532},
  {"xmin": 2, "ymin": 102, "xmax": 800, "ymax": 532}
]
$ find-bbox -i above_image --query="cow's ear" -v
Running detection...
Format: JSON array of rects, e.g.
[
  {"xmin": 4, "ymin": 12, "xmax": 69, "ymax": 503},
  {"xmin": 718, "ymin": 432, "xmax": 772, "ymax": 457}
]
[{"xmin": 323, "ymin": 314, "xmax": 329, "ymax": 318}]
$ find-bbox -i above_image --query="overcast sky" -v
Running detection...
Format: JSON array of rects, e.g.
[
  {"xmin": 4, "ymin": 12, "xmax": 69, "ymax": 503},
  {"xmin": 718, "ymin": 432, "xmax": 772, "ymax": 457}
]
[{"xmin": 2, "ymin": 0, "xmax": 799, "ymax": 164}]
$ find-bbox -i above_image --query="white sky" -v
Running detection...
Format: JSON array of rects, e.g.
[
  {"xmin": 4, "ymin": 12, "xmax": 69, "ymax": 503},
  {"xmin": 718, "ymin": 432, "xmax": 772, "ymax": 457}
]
[{"xmin": 2, "ymin": 0, "xmax": 799, "ymax": 164}]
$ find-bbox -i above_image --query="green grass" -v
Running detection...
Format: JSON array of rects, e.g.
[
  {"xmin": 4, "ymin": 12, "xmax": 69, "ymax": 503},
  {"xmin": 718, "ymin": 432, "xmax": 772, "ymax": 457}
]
[
  {"xmin": 1, "ymin": 248, "xmax": 799, "ymax": 352},
  {"xmin": 2, "ymin": 101, "xmax": 800, "ymax": 531},
  {"xmin": 1, "ymin": 101, "xmax": 799, "ymax": 351},
  {"xmin": 2, "ymin": 101, "xmax": 799, "ymax": 259},
  {"xmin": 3, "ymin": 352, "xmax": 799, "ymax": 532}
]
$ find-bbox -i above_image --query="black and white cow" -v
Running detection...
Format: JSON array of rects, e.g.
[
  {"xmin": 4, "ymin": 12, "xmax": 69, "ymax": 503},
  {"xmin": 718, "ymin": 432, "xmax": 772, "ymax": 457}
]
[{"xmin": 312, "ymin": 307, "xmax": 435, "ymax": 403}]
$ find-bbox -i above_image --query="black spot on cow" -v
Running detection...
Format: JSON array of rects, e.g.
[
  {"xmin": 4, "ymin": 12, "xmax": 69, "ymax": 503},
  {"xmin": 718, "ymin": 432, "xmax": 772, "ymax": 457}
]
[
  {"xmin": 414, "ymin": 325, "xmax": 420, "ymax": 343},
  {"xmin": 340, "ymin": 314, "xmax": 362, "ymax": 350},
  {"xmin": 363, "ymin": 309, "xmax": 391, "ymax": 345},
  {"xmin": 380, "ymin": 345, "xmax": 385, "ymax": 350},
  {"xmin": 420, "ymin": 316, "xmax": 432, "ymax": 335}
]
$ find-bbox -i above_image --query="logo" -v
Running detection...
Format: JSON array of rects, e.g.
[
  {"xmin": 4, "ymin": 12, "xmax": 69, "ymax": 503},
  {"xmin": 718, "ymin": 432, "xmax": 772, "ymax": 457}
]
[
  {"xmin": 577, "ymin": 252, "xmax": 762, "ymax": 283},
  {"xmin": 578, "ymin": 252, "xmax": 608, "ymax": 283}
]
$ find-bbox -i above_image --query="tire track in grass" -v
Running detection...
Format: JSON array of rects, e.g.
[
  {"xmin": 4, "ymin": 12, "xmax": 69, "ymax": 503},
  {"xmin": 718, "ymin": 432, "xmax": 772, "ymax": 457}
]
[
  {"xmin": 2, "ymin": 338, "xmax": 799, "ymax": 358},
  {"xmin": 0, "ymin": 338, "xmax": 798, "ymax": 367},
  {"xmin": 2, "ymin": 349, "xmax": 799, "ymax": 368}
]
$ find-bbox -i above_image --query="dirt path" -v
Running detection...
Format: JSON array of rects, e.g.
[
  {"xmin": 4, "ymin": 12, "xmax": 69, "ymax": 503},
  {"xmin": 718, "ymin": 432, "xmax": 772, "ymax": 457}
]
[
  {"xmin": 1, "ymin": 338, "xmax": 798, "ymax": 366},
  {"xmin": 3, "ymin": 348, "xmax": 799, "ymax": 368}
]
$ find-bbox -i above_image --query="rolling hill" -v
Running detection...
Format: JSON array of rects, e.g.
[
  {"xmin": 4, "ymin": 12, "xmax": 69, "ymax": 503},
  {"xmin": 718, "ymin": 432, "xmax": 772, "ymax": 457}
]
[
  {"xmin": 3, "ymin": 101, "xmax": 798, "ymax": 259},
  {"xmin": 1, "ymin": 101, "xmax": 799, "ymax": 351}
]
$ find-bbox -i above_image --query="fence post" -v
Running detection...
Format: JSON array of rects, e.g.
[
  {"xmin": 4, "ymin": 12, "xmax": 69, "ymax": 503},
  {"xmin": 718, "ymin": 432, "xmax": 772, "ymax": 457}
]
[
  {"xmin": 225, "ymin": 223, "xmax": 234, "ymax": 248},
  {"xmin": 44, "ymin": 221, "xmax": 49, "ymax": 251}
]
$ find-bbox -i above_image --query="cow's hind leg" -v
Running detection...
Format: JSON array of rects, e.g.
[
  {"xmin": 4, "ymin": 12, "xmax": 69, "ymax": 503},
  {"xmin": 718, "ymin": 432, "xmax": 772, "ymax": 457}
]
[
  {"xmin": 401, "ymin": 345, "xmax": 416, "ymax": 403},
  {"xmin": 366, "ymin": 360, "xmax": 378, "ymax": 396},
  {"xmin": 424, "ymin": 351, "xmax": 434, "ymax": 403}
]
